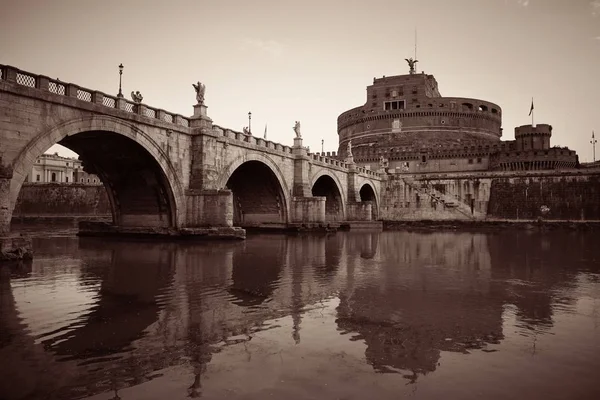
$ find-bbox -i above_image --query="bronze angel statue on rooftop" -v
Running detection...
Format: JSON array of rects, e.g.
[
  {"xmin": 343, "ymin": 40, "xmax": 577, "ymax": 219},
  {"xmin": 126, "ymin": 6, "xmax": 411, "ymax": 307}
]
[
  {"xmin": 192, "ymin": 81, "xmax": 206, "ymax": 104},
  {"xmin": 405, "ymin": 57, "xmax": 418, "ymax": 74}
]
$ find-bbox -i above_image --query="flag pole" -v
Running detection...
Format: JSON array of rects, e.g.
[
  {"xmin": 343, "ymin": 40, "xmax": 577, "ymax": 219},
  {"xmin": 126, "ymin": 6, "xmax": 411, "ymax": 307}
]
[{"xmin": 531, "ymin": 97, "xmax": 534, "ymax": 127}]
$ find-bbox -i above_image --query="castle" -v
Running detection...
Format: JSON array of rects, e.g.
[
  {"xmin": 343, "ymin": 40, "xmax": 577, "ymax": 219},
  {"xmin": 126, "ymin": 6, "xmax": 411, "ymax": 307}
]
[{"xmin": 334, "ymin": 61, "xmax": 579, "ymax": 174}]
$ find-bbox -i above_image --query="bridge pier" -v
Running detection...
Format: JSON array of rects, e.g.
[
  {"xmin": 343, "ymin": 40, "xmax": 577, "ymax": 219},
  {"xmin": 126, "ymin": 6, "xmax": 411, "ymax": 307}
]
[{"xmin": 0, "ymin": 176, "xmax": 10, "ymax": 235}]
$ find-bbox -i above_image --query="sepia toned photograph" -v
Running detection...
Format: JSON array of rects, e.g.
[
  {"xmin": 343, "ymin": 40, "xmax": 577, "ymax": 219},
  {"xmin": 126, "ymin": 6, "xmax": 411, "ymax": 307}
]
[{"xmin": 0, "ymin": 0, "xmax": 599, "ymax": 399}]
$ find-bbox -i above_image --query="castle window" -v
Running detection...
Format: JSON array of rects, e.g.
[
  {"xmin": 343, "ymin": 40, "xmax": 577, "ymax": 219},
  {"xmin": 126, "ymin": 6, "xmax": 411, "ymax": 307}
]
[
  {"xmin": 491, "ymin": 108, "xmax": 498, "ymax": 114},
  {"xmin": 477, "ymin": 157, "xmax": 482, "ymax": 163},
  {"xmin": 478, "ymin": 105, "xmax": 488, "ymax": 112},
  {"xmin": 421, "ymin": 155, "xmax": 427, "ymax": 163},
  {"xmin": 384, "ymin": 100, "xmax": 405, "ymax": 111},
  {"xmin": 462, "ymin": 103, "xmax": 473, "ymax": 110},
  {"xmin": 468, "ymin": 159, "xmax": 474, "ymax": 164},
  {"xmin": 66, "ymin": 162, "xmax": 69, "ymax": 166}
]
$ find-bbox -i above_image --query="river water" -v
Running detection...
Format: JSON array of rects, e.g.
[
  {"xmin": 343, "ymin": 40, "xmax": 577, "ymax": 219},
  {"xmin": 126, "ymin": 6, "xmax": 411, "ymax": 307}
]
[{"xmin": 1, "ymin": 227, "xmax": 599, "ymax": 400}]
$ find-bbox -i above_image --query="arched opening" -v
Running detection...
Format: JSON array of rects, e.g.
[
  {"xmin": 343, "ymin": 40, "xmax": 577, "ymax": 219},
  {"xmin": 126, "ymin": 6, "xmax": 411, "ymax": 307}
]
[
  {"xmin": 312, "ymin": 175, "xmax": 343, "ymax": 222},
  {"xmin": 225, "ymin": 161, "xmax": 286, "ymax": 227},
  {"xmin": 359, "ymin": 183, "xmax": 378, "ymax": 220},
  {"xmin": 11, "ymin": 130, "xmax": 178, "ymax": 230}
]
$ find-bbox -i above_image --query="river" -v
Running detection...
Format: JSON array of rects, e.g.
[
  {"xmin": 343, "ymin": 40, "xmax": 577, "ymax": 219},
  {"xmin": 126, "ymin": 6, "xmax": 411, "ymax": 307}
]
[{"xmin": 1, "ymin": 227, "xmax": 599, "ymax": 399}]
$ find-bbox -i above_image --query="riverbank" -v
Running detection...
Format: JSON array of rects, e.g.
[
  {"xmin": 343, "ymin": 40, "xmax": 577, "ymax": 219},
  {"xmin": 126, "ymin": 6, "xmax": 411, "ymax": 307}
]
[{"xmin": 383, "ymin": 219, "xmax": 600, "ymax": 232}]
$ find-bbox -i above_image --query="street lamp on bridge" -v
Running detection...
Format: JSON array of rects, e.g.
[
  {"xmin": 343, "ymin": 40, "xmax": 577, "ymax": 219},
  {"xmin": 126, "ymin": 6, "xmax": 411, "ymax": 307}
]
[
  {"xmin": 117, "ymin": 63, "xmax": 124, "ymax": 98},
  {"xmin": 592, "ymin": 131, "xmax": 597, "ymax": 162},
  {"xmin": 248, "ymin": 111, "xmax": 252, "ymax": 134}
]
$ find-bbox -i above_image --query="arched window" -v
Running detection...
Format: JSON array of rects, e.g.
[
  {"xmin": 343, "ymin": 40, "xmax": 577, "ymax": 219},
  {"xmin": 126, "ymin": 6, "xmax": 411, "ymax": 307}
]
[{"xmin": 51, "ymin": 172, "xmax": 56, "ymax": 182}]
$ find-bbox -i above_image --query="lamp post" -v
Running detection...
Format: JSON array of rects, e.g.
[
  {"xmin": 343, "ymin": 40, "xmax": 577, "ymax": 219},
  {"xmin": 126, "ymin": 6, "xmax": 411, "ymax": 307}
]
[
  {"xmin": 248, "ymin": 112, "xmax": 252, "ymax": 134},
  {"xmin": 321, "ymin": 139, "xmax": 324, "ymax": 154},
  {"xmin": 117, "ymin": 63, "xmax": 124, "ymax": 98},
  {"xmin": 592, "ymin": 131, "xmax": 597, "ymax": 162}
]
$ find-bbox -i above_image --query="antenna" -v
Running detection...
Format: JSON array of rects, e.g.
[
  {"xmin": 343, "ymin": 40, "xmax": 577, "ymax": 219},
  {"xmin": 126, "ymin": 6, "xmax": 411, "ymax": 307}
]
[{"xmin": 414, "ymin": 28, "xmax": 417, "ymax": 61}]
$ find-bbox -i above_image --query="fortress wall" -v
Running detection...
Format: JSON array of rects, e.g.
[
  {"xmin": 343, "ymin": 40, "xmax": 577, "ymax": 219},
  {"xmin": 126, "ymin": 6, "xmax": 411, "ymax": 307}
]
[
  {"xmin": 12, "ymin": 183, "xmax": 111, "ymax": 216},
  {"xmin": 487, "ymin": 175, "xmax": 600, "ymax": 220},
  {"xmin": 380, "ymin": 172, "xmax": 600, "ymax": 221}
]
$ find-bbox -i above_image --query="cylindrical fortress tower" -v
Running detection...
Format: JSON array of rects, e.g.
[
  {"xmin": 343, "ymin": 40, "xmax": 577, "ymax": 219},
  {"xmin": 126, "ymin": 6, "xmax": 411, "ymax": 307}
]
[
  {"xmin": 514, "ymin": 124, "xmax": 551, "ymax": 151},
  {"xmin": 337, "ymin": 72, "xmax": 502, "ymax": 162}
]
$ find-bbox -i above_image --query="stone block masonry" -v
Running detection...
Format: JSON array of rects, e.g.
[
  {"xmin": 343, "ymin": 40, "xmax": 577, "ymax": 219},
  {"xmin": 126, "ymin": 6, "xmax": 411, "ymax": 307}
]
[
  {"xmin": 487, "ymin": 175, "xmax": 600, "ymax": 220},
  {"xmin": 12, "ymin": 183, "xmax": 111, "ymax": 217}
]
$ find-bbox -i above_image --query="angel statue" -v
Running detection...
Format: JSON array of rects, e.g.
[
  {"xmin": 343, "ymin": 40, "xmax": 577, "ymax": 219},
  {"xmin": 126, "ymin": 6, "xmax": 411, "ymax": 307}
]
[
  {"xmin": 192, "ymin": 81, "xmax": 206, "ymax": 104},
  {"xmin": 293, "ymin": 121, "xmax": 301, "ymax": 138},
  {"xmin": 347, "ymin": 140, "xmax": 353, "ymax": 157},
  {"xmin": 242, "ymin": 126, "xmax": 250, "ymax": 135},
  {"xmin": 130, "ymin": 90, "xmax": 143, "ymax": 103},
  {"xmin": 405, "ymin": 57, "xmax": 419, "ymax": 74}
]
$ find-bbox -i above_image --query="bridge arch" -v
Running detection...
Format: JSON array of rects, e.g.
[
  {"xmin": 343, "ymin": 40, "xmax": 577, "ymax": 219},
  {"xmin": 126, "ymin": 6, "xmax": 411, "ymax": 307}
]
[
  {"xmin": 9, "ymin": 115, "xmax": 185, "ymax": 228},
  {"xmin": 359, "ymin": 181, "xmax": 379, "ymax": 220},
  {"xmin": 218, "ymin": 153, "xmax": 290, "ymax": 226},
  {"xmin": 311, "ymin": 171, "xmax": 346, "ymax": 221}
]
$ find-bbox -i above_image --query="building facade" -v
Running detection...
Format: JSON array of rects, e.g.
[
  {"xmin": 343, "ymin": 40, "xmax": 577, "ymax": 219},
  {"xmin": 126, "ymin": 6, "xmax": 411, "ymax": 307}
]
[
  {"xmin": 26, "ymin": 152, "xmax": 101, "ymax": 184},
  {"xmin": 336, "ymin": 66, "xmax": 579, "ymax": 173}
]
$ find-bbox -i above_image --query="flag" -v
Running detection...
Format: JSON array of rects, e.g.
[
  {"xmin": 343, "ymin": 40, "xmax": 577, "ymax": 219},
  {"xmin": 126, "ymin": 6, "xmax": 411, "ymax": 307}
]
[
  {"xmin": 528, "ymin": 98, "xmax": 534, "ymax": 116},
  {"xmin": 264, "ymin": 123, "xmax": 267, "ymax": 139}
]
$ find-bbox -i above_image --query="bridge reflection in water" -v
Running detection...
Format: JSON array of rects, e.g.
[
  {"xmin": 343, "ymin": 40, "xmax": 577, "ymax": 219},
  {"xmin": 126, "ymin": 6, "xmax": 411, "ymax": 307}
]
[{"xmin": 0, "ymin": 230, "xmax": 599, "ymax": 399}]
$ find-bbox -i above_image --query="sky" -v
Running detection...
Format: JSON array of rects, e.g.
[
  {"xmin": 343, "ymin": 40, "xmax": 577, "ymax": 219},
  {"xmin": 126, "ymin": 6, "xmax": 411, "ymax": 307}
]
[{"xmin": 1, "ymin": 0, "xmax": 599, "ymax": 160}]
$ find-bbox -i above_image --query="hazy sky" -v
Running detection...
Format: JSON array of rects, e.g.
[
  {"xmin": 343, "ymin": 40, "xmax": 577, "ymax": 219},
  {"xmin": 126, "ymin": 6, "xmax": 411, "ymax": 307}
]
[{"xmin": 1, "ymin": 0, "xmax": 599, "ymax": 160}]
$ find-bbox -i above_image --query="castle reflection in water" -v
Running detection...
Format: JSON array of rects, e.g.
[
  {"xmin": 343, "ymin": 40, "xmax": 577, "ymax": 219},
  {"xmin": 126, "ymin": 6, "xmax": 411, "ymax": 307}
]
[{"xmin": 0, "ymin": 230, "xmax": 596, "ymax": 399}]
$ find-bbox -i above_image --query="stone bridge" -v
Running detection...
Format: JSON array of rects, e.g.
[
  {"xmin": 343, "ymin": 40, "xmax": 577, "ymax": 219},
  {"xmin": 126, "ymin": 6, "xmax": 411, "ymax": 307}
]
[{"xmin": 0, "ymin": 64, "xmax": 382, "ymax": 238}]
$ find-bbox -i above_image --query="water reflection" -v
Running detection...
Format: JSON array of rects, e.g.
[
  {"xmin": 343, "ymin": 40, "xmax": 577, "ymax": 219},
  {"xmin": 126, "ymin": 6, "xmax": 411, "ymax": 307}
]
[
  {"xmin": 337, "ymin": 232, "xmax": 503, "ymax": 380},
  {"xmin": 0, "ymin": 229, "xmax": 599, "ymax": 399}
]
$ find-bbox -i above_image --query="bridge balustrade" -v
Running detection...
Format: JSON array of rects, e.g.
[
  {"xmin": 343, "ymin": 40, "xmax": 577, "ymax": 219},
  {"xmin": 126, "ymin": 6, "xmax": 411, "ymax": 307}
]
[{"xmin": 0, "ymin": 64, "xmax": 190, "ymax": 129}]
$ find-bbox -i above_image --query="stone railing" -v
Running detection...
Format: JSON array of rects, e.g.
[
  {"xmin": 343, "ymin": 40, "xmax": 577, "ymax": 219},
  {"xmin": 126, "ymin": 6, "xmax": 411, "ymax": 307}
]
[
  {"xmin": 0, "ymin": 64, "xmax": 190, "ymax": 128},
  {"xmin": 355, "ymin": 165, "xmax": 380, "ymax": 177},
  {"xmin": 308, "ymin": 152, "xmax": 348, "ymax": 168},
  {"xmin": 212, "ymin": 125, "xmax": 293, "ymax": 154}
]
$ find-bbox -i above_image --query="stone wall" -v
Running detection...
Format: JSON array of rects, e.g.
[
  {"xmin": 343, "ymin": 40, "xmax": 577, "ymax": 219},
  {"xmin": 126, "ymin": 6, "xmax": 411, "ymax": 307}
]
[
  {"xmin": 487, "ymin": 175, "xmax": 600, "ymax": 220},
  {"xmin": 12, "ymin": 183, "xmax": 111, "ymax": 216},
  {"xmin": 380, "ymin": 171, "xmax": 600, "ymax": 221}
]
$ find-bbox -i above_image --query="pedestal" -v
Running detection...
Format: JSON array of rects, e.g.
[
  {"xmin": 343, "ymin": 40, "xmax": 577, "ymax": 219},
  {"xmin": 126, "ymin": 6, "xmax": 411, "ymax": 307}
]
[
  {"xmin": 190, "ymin": 104, "xmax": 213, "ymax": 130},
  {"xmin": 193, "ymin": 103, "xmax": 209, "ymax": 118}
]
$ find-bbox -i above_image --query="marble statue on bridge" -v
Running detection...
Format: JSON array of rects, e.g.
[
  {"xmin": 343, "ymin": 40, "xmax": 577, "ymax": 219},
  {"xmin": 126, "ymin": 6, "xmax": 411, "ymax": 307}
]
[
  {"xmin": 243, "ymin": 126, "xmax": 250, "ymax": 135},
  {"xmin": 347, "ymin": 140, "xmax": 353, "ymax": 157},
  {"xmin": 130, "ymin": 91, "xmax": 143, "ymax": 104},
  {"xmin": 193, "ymin": 81, "xmax": 206, "ymax": 105},
  {"xmin": 293, "ymin": 121, "xmax": 301, "ymax": 138}
]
